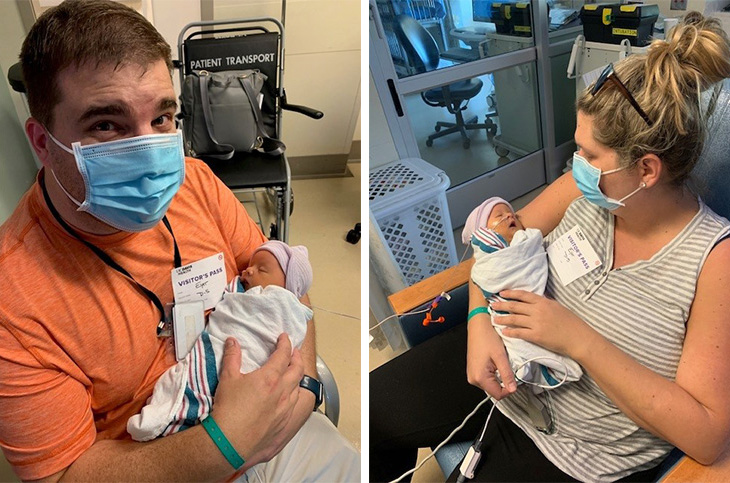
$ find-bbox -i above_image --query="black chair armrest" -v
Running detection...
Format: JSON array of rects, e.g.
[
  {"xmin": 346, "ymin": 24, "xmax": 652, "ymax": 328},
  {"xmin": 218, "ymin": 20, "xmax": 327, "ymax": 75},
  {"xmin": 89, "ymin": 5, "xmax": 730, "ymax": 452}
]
[
  {"xmin": 8, "ymin": 62, "xmax": 26, "ymax": 94},
  {"xmin": 282, "ymin": 102, "xmax": 324, "ymax": 119},
  {"xmin": 281, "ymin": 89, "xmax": 323, "ymax": 119}
]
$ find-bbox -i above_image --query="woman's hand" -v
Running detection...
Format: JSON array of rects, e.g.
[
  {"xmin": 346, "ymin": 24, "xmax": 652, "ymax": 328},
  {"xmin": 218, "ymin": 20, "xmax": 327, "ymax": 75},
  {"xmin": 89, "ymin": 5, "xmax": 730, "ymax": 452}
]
[
  {"xmin": 467, "ymin": 314, "xmax": 518, "ymax": 400},
  {"xmin": 491, "ymin": 290, "xmax": 591, "ymax": 359}
]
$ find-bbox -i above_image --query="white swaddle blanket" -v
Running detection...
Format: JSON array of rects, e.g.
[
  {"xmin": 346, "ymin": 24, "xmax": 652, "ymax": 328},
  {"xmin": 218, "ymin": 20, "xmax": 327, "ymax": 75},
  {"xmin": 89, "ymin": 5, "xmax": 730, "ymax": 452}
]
[
  {"xmin": 471, "ymin": 227, "xmax": 582, "ymax": 390},
  {"xmin": 127, "ymin": 285, "xmax": 312, "ymax": 441}
]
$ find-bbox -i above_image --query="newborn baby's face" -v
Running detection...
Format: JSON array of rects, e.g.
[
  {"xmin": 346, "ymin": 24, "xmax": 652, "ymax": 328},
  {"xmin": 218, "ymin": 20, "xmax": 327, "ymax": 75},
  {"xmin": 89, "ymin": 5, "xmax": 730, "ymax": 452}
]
[
  {"xmin": 487, "ymin": 203, "xmax": 524, "ymax": 243},
  {"xmin": 241, "ymin": 250, "xmax": 286, "ymax": 291}
]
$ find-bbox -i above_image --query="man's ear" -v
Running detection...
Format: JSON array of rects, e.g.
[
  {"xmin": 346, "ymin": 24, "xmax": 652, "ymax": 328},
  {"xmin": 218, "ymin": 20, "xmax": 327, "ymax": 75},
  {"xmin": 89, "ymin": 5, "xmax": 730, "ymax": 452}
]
[
  {"xmin": 25, "ymin": 118, "xmax": 52, "ymax": 168},
  {"xmin": 637, "ymin": 154, "xmax": 662, "ymax": 188}
]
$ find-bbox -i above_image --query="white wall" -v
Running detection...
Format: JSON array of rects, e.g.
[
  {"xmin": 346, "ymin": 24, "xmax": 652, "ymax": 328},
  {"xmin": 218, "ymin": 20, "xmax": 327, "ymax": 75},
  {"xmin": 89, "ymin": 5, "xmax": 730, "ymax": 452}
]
[
  {"xmin": 651, "ymin": 0, "xmax": 730, "ymax": 18},
  {"xmin": 0, "ymin": 2, "xmax": 40, "ymax": 225},
  {"xmin": 368, "ymin": 71, "xmax": 398, "ymax": 169},
  {"xmin": 353, "ymin": 111, "xmax": 361, "ymax": 142},
  {"xmin": 214, "ymin": 0, "xmax": 360, "ymax": 158},
  {"xmin": 0, "ymin": 59, "xmax": 37, "ymax": 225},
  {"xmin": 151, "ymin": 0, "xmax": 202, "ymax": 98}
]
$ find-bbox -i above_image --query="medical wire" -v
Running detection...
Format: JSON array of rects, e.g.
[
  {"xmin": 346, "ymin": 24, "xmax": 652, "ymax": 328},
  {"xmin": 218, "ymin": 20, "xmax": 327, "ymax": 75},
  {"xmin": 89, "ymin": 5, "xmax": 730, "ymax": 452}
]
[
  {"xmin": 388, "ymin": 396, "xmax": 494, "ymax": 483},
  {"xmin": 369, "ymin": 244, "xmax": 472, "ymax": 334},
  {"xmin": 305, "ymin": 304, "xmax": 359, "ymax": 321},
  {"xmin": 388, "ymin": 357, "xmax": 569, "ymax": 483},
  {"xmin": 368, "ymin": 307, "xmax": 431, "ymax": 332},
  {"xmin": 511, "ymin": 356, "xmax": 570, "ymax": 390},
  {"xmin": 406, "ymin": 356, "xmax": 567, "ymax": 483}
]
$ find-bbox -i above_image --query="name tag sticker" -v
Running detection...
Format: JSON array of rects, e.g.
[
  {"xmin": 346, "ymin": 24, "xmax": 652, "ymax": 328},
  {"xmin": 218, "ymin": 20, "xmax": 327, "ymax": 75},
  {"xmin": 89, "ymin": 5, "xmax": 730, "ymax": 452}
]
[
  {"xmin": 171, "ymin": 252, "xmax": 226, "ymax": 309},
  {"xmin": 547, "ymin": 225, "xmax": 602, "ymax": 286}
]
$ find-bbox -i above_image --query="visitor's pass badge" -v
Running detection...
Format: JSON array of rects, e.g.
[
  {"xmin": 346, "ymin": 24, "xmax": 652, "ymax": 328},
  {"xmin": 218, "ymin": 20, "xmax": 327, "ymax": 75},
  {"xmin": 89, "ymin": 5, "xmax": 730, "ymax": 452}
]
[
  {"xmin": 546, "ymin": 225, "xmax": 602, "ymax": 286},
  {"xmin": 171, "ymin": 252, "xmax": 226, "ymax": 310}
]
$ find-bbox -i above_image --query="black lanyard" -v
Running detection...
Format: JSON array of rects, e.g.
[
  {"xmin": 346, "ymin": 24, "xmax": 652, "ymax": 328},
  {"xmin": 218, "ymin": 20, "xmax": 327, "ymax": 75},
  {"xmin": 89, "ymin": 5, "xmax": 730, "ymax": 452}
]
[{"xmin": 40, "ymin": 173, "xmax": 181, "ymax": 335}]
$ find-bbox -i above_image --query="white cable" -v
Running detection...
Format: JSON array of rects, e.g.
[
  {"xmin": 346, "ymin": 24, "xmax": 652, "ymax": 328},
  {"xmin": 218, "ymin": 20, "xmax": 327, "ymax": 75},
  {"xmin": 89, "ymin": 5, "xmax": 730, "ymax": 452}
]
[
  {"xmin": 370, "ymin": 244, "xmax": 471, "ymax": 335},
  {"xmin": 388, "ymin": 397, "xmax": 494, "ymax": 483},
  {"xmin": 512, "ymin": 356, "xmax": 570, "ymax": 390},
  {"xmin": 458, "ymin": 243, "xmax": 471, "ymax": 263},
  {"xmin": 305, "ymin": 304, "xmax": 359, "ymax": 320},
  {"xmin": 478, "ymin": 403, "xmax": 492, "ymax": 442},
  {"xmin": 368, "ymin": 307, "xmax": 431, "ymax": 332}
]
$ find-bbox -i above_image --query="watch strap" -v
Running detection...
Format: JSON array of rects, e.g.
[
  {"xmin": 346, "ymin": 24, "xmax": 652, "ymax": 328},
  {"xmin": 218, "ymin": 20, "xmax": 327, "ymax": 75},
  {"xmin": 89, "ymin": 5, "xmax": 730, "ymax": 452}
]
[
  {"xmin": 201, "ymin": 415, "xmax": 245, "ymax": 469},
  {"xmin": 299, "ymin": 375, "xmax": 323, "ymax": 410}
]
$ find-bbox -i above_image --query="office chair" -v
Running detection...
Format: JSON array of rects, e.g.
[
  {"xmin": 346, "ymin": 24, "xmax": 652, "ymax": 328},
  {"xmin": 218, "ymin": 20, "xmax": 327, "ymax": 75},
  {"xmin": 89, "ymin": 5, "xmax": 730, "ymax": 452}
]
[
  {"xmin": 177, "ymin": 18, "xmax": 324, "ymax": 243},
  {"xmin": 393, "ymin": 14, "xmax": 495, "ymax": 149}
]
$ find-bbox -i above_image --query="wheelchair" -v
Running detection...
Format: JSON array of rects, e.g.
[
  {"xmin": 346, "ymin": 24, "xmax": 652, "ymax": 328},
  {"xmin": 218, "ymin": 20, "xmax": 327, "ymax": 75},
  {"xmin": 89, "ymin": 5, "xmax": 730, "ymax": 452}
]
[{"xmin": 176, "ymin": 17, "xmax": 323, "ymax": 243}]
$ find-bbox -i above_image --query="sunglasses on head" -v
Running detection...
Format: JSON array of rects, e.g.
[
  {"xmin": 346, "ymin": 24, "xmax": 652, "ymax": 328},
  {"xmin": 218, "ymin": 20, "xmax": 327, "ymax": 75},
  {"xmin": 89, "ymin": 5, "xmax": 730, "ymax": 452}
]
[{"xmin": 591, "ymin": 63, "xmax": 653, "ymax": 127}]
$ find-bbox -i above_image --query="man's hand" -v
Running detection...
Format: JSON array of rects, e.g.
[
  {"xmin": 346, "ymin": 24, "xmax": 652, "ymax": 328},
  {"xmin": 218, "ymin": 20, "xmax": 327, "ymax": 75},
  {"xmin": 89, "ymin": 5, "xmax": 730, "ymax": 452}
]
[{"xmin": 210, "ymin": 334, "xmax": 304, "ymax": 467}]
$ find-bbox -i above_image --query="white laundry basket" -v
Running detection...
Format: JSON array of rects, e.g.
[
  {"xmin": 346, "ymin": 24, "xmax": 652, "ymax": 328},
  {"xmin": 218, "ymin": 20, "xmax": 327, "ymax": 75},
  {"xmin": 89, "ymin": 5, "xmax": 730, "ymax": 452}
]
[{"xmin": 370, "ymin": 158, "xmax": 458, "ymax": 286}]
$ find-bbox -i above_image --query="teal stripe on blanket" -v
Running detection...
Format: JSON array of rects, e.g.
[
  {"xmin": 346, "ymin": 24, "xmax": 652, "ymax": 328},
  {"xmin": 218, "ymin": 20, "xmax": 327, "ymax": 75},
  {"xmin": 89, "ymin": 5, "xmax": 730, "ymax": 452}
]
[
  {"xmin": 540, "ymin": 365, "xmax": 560, "ymax": 387},
  {"xmin": 201, "ymin": 331, "xmax": 219, "ymax": 395},
  {"xmin": 472, "ymin": 237, "xmax": 500, "ymax": 255}
]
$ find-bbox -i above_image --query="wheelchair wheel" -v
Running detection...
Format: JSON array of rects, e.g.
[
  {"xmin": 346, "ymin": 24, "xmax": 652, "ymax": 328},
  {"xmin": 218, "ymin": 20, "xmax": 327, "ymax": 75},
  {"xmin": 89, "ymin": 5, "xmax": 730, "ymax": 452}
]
[
  {"xmin": 269, "ymin": 223, "xmax": 279, "ymax": 240},
  {"xmin": 495, "ymin": 145, "xmax": 510, "ymax": 157}
]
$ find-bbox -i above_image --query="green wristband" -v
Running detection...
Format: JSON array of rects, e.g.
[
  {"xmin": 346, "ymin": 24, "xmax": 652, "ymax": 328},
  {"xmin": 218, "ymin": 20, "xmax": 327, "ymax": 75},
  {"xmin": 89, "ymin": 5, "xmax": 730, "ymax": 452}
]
[
  {"xmin": 468, "ymin": 306, "xmax": 491, "ymax": 321},
  {"xmin": 201, "ymin": 415, "xmax": 245, "ymax": 470}
]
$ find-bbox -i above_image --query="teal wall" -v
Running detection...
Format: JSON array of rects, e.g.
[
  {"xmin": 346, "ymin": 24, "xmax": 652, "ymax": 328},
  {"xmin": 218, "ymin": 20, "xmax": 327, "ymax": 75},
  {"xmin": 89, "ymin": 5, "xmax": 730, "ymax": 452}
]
[{"xmin": 0, "ymin": 59, "xmax": 37, "ymax": 225}]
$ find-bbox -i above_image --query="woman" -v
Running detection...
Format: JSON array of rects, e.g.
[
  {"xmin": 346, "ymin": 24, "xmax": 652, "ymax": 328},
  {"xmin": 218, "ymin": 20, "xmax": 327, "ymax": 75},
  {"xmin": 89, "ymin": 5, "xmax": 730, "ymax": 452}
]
[{"xmin": 371, "ymin": 12, "xmax": 730, "ymax": 482}]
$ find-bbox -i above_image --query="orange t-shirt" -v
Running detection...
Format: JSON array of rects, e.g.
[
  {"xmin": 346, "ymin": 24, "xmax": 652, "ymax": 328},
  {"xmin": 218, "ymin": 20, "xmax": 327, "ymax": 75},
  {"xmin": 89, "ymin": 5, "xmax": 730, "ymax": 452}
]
[{"xmin": 0, "ymin": 158, "xmax": 267, "ymax": 480}]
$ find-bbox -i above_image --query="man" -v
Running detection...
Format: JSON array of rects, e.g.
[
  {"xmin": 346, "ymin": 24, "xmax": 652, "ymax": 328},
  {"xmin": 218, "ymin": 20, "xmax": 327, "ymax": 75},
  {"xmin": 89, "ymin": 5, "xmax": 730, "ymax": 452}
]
[{"xmin": 0, "ymin": 1, "xmax": 358, "ymax": 481}]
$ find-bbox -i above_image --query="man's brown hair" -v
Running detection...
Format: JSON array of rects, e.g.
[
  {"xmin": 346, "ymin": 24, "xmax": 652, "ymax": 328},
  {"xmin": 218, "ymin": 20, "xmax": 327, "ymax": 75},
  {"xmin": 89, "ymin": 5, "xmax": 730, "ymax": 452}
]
[{"xmin": 20, "ymin": 0, "xmax": 173, "ymax": 129}]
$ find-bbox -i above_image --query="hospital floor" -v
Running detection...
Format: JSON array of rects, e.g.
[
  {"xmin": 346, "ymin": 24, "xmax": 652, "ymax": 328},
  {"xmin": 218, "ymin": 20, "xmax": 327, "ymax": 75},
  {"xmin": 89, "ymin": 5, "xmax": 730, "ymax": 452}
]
[
  {"xmin": 0, "ymin": 163, "xmax": 361, "ymax": 481},
  {"xmin": 369, "ymin": 184, "xmax": 545, "ymax": 482}
]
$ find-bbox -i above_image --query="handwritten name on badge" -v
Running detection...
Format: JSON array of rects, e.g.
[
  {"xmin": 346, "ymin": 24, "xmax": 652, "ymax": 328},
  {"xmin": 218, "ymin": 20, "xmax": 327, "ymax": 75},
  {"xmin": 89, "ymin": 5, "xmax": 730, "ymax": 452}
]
[
  {"xmin": 171, "ymin": 252, "xmax": 227, "ymax": 310},
  {"xmin": 547, "ymin": 225, "xmax": 602, "ymax": 286}
]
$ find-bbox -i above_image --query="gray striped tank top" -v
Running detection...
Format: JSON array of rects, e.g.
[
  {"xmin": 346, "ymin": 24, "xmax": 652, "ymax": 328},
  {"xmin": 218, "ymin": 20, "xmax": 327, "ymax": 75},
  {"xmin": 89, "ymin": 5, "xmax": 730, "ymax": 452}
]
[{"xmin": 498, "ymin": 196, "xmax": 730, "ymax": 482}]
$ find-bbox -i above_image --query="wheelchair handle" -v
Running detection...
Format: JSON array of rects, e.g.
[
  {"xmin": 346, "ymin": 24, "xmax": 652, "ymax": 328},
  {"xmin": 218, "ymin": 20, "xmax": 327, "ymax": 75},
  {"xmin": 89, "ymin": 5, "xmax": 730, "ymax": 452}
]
[{"xmin": 282, "ymin": 102, "xmax": 324, "ymax": 120}]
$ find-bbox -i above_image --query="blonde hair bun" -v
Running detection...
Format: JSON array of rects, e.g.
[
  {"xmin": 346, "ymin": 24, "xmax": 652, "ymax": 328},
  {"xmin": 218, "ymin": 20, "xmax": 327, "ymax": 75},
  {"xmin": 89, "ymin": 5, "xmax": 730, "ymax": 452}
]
[{"xmin": 648, "ymin": 11, "xmax": 730, "ymax": 92}]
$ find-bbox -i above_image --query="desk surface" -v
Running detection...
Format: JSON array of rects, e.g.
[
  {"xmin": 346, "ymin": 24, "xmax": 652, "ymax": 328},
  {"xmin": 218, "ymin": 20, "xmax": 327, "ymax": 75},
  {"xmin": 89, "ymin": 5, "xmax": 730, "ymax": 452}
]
[
  {"xmin": 387, "ymin": 259, "xmax": 472, "ymax": 315},
  {"xmin": 661, "ymin": 444, "xmax": 730, "ymax": 482}
]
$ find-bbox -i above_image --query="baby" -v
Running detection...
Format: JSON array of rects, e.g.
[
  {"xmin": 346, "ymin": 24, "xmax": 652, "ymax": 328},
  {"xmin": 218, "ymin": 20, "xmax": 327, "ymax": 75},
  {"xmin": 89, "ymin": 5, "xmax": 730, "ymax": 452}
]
[
  {"xmin": 462, "ymin": 197, "xmax": 582, "ymax": 392},
  {"xmin": 127, "ymin": 240, "xmax": 313, "ymax": 441}
]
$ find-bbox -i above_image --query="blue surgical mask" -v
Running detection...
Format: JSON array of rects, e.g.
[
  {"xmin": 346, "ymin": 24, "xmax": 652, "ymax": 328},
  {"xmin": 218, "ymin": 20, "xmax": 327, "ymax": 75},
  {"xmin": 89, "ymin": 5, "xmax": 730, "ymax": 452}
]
[
  {"xmin": 47, "ymin": 130, "xmax": 185, "ymax": 232},
  {"xmin": 572, "ymin": 152, "xmax": 645, "ymax": 211}
]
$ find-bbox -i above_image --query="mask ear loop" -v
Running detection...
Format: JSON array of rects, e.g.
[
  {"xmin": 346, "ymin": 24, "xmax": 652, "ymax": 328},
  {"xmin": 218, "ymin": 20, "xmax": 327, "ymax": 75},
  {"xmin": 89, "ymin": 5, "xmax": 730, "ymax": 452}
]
[
  {"xmin": 49, "ymin": 170, "xmax": 85, "ymax": 208},
  {"xmin": 616, "ymin": 181, "xmax": 647, "ymax": 204},
  {"xmin": 45, "ymin": 128, "xmax": 88, "ymax": 208},
  {"xmin": 46, "ymin": 129, "xmax": 75, "ymax": 155}
]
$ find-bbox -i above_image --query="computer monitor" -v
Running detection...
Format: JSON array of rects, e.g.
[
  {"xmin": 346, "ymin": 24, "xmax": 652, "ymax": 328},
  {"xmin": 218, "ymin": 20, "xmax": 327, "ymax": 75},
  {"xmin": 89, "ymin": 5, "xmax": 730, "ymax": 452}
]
[{"xmin": 472, "ymin": 0, "xmax": 492, "ymax": 23}]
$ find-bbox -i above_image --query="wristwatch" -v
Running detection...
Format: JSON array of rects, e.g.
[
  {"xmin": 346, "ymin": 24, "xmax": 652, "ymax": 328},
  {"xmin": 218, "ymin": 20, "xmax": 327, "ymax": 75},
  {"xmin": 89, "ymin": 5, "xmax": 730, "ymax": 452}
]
[{"xmin": 299, "ymin": 375, "xmax": 323, "ymax": 411}]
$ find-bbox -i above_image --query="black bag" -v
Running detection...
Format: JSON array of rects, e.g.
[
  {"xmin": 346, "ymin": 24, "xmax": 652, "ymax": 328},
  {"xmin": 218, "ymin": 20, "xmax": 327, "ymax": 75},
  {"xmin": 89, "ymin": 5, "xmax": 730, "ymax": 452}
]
[{"xmin": 180, "ymin": 69, "xmax": 285, "ymax": 159}]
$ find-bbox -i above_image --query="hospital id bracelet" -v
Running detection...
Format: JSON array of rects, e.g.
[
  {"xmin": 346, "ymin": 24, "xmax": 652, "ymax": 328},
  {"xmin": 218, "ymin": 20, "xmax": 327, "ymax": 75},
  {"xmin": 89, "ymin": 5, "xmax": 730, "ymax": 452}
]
[
  {"xmin": 201, "ymin": 415, "xmax": 245, "ymax": 470},
  {"xmin": 467, "ymin": 306, "xmax": 491, "ymax": 321}
]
